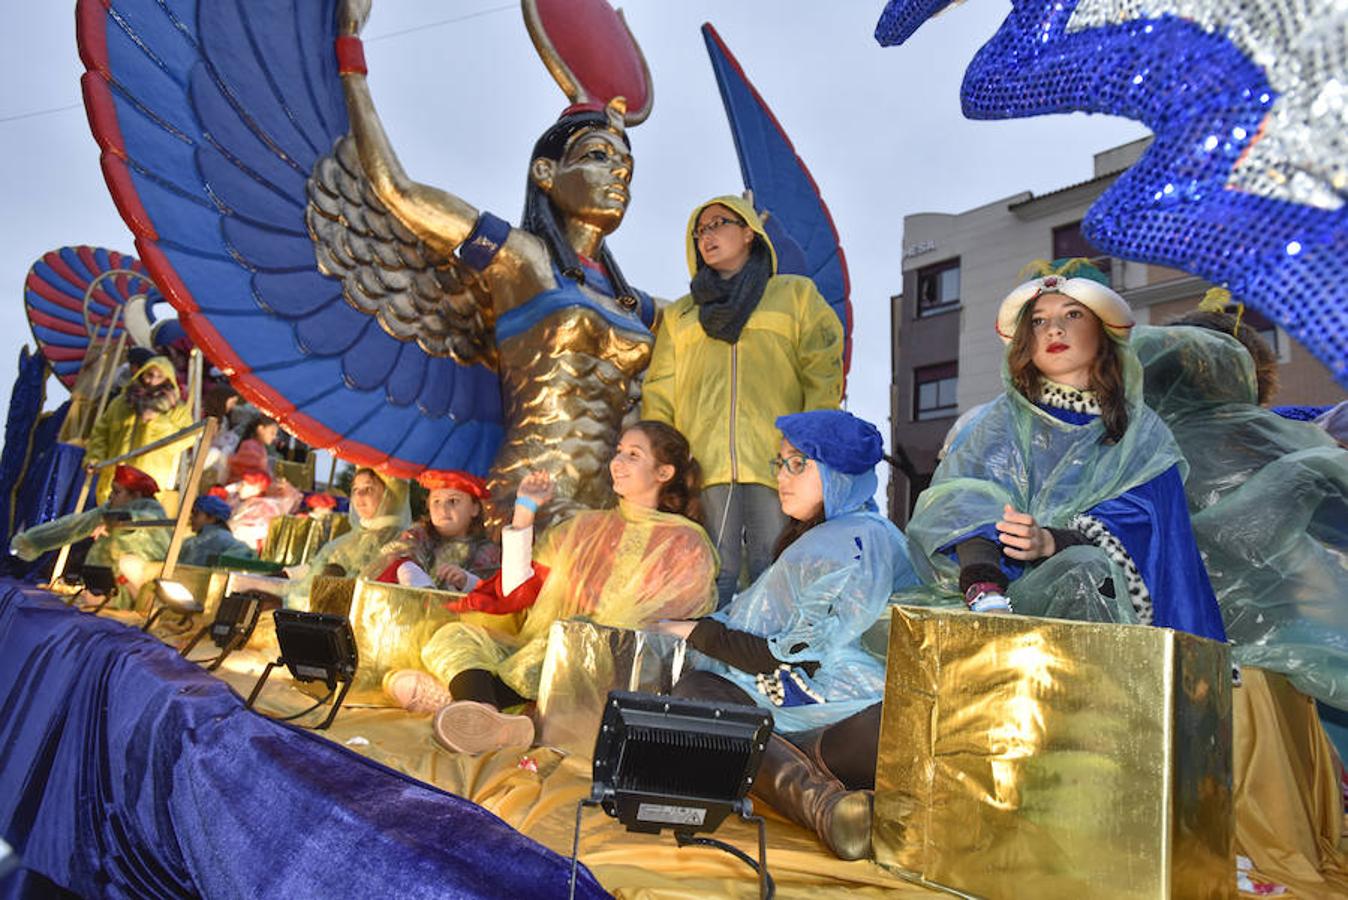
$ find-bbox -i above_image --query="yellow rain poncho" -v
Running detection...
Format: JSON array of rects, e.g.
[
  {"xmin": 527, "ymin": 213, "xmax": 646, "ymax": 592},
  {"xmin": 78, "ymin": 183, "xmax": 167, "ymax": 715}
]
[
  {"xmin": 641, "ymin": 195, "xmax": 844, "ymax": 488},
  {"xmin": 10, "ymin": 497, "xmax": 170, "ymax": 609},
  {"xmin": 84, "ymin": 357, "xmax": 194, "ymax": 503},
  {"xmin": 421, "ymin": 500, "xmax": 717, "ymax": 700},
  {"xmin": 284, "ymin": 476, "xmax": 411, "ymax": 610}
]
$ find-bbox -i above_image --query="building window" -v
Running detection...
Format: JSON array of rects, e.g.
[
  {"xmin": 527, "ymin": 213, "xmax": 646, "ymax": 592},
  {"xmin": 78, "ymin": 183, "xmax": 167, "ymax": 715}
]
[
  {"xmin": 914, "ymin": 362, "xmax": 958, "ymax": 421},
  {"xmin": 1052, "ymin": 222, "xmax": 1112, "ymax": 281},
  {"xmin": 916, "ymin": 259, "xmax": 960, "ymax": 316}
]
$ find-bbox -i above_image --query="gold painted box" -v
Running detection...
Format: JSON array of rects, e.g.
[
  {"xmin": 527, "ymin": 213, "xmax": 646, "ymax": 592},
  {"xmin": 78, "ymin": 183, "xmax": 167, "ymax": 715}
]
[
  {"xmin": 535, "ymin": 621, "xmax": 687, "ymax": 757},
  {"xmin": 875, "ymin": 606, "xmax": 1234, "ymax": 900}
]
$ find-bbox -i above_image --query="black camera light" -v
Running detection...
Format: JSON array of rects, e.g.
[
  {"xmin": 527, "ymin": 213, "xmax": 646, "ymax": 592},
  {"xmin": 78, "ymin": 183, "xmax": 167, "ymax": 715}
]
[
  {"xmin": 244, "ymin": 609, "xmax": 358, "ymax": 731},
  {"xmin": 568, "ymin": 691, "xmax": 775, "ymax": 899},
  {"xmin": 178, "ymin": 590, "xmax": 270, "ymax": 671}
]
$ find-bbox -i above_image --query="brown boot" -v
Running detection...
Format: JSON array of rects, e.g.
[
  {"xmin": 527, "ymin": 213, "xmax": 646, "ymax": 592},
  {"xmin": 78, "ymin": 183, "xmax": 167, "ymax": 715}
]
[{"xmin": 750, "ymin": 731, "xmax": 872, "ymax": 860}]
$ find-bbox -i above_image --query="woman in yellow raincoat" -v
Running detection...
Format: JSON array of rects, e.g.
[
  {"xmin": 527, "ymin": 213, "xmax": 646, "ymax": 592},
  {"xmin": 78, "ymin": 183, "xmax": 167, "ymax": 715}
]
[
  {"xmin": 387, "ymin": 421, "xmax": 717, "ymax": 754},
  {"xmin": 641, "ymin": 195, "xmax": 844, "ymax": 608},
  {"xmin": 84, "ymin": 356, "xmax": 194, "ymax": 503},
  {"xmin": 284, "ymin": 468, "xmax": 411, "ymax": 610}
]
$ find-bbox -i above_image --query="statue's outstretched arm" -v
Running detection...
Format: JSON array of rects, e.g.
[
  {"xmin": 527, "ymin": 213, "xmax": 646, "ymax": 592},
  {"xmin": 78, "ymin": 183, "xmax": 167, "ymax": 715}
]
[{"xmin": 339, "ymin": 1, "xmax": 476, "ymax": 259}]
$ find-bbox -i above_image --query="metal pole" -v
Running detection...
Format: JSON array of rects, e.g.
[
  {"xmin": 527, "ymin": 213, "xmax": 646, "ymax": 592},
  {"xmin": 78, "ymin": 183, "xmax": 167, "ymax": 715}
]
[
  {"xmin": 160, "ymin": 417, "xmax": 217, "ymax": 585},
  {"xmin": 89, "ymin": 331, "xmax": 129, "ymax": 437}
]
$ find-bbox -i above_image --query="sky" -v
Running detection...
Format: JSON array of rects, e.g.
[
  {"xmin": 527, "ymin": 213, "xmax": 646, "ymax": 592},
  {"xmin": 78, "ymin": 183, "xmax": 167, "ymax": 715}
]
[{"xmin": 0, "ymin": 2, "xmax": 1149, "ymax": 496}]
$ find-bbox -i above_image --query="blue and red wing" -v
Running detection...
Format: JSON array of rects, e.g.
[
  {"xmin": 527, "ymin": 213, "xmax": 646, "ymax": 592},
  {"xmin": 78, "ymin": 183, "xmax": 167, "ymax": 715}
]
[
  {"xmin": 701, "ymin": 24, "xmax": 853, "ymax": 376},
  {"xmin": 76, "ymin": 0, "xmax": 503, "ymax": 477},
  {"xmin": 24, "ymin": 246, "xmax": 157, "ymax": 389}
]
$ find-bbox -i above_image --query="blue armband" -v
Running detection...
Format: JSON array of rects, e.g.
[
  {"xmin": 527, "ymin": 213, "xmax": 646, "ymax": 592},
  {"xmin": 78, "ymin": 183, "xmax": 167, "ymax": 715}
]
[{"xmin": 458, "ymin": 211, "xmax": 511, "ymax": 272}]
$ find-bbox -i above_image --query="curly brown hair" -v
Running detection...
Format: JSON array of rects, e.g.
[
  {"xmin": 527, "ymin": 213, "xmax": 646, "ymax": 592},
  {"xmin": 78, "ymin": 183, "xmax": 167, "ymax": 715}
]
[
  {"xmin": 1006, "ymin": 294, "xmax": 1129, "ymax": 443},
  {"xmin": 1165, "ymin": 309, "xmax": 1278, "ymax": 404},
  {"xmin": 622, "ymin": 421, "xmax": 703, "ymax": 524}
]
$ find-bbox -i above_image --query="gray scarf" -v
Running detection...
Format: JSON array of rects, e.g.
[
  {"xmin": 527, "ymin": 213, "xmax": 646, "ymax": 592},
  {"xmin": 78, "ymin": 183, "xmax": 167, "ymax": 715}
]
[{"xmin": 689, "ymin": 242, "xmax": 772, "ymax": 344}]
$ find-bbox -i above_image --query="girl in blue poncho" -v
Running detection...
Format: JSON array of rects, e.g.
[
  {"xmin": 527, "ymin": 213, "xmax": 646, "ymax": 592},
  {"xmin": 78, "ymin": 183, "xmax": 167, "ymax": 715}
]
[
  {"xmin": 657, "ymin": 409, "xmax": 918, "ymax": 861},
  {"xmin": 909, "ymin": 261, "xmax": 1227, "ymax": 641}
]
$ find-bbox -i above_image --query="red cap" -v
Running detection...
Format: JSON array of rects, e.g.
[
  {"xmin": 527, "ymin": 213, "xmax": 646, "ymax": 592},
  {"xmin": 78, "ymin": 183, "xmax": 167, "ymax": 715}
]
[
  {"xmin": 113, "ymin": 464, "xmax": 159, "ymax": 496},
  {"xmin": 416, "ymin": 469, "xmax": 489, "ymax": 500},
  {"xmin": 305, "ymin": 492, "xmax": 337, "ymax": 510},
  {"xmin": 240, "ymin": 470, "xmax": 272, "ymax": 490}
]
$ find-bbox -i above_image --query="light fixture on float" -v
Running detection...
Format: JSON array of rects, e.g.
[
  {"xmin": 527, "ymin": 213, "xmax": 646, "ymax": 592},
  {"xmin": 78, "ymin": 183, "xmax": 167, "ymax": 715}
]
[
  {"xmin": 567, "ymin": 691, "xmax": 775, "ymax": 900},
  {"xmin": 244, "ymin": 609, "xmax": 358, "ymax": 731},
  {"xmin": 178, "ymin": 590, "xmax": 271, "ymax": 671}
]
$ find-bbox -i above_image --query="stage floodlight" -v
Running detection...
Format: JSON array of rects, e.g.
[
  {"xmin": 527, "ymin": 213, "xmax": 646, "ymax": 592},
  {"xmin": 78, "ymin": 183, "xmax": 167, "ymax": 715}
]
[
  {"xmin": 179, "ymin": 590, "xmax": 270, "ymax": 671},
  {"xmin": 142, "ymin": 578, "xmax": 201, "ymax": 632},
  {"xmin": 76, "ymin": 564, "xmax": 118, "ymax": 614},
  {"xmin": 568, "ymin": 691, "xmax": 775, "ymax": 899},
  {"xmin": 244, "ymin": 609, "xmax": 358, "ymax": 730}
]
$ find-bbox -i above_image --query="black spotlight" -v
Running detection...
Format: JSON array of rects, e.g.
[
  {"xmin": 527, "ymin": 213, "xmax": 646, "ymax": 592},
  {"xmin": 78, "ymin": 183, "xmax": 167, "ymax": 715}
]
[
  {"xmin": 244, "ymin": 609, "xmax": 358, "ymax": 731},
  {"xmin": 74, "ymin": 564, "xmax": 118, "ymax": 614},
  {"xmin": 179, "ymin": 590, "xmax": 270, "ymax": 671},
  {"xmin": 568, "ymin": 691, "xmax": 775, "ymax": 900}
]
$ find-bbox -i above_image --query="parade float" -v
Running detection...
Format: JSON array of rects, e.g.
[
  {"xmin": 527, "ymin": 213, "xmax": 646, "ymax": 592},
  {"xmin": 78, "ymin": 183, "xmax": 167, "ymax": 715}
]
[{"xmin": 0, "ymin": 0, "xmax": 1344, "ymax": 897}]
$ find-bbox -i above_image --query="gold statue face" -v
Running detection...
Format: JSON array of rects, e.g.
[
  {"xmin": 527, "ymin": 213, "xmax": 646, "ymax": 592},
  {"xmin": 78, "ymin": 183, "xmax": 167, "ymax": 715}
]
[{"xmin": 531, "ymin": 128, "xmax": 633, "ymax": 233}]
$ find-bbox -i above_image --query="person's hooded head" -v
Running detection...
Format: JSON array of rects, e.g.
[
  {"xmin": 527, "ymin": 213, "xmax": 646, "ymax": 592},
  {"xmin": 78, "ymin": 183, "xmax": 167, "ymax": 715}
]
[
  {"xmin": 773, "ymin": 410, "xmax": 885, "ymax": 521},
  {"xmin": 685, "ymin": 196, "xmax": 779, "ymax": 344},
  {"xmin": 348, "ymin": 468, "xmax": 411, "ymax": 533},
  {"xmin": 123, "ymin": 355, "xmax": 182, "ymax": 416}
]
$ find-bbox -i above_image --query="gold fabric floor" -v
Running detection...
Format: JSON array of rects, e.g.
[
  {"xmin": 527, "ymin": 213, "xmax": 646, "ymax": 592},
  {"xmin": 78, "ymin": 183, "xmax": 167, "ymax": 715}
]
[{"xmin": 118, "ymin": 611, "xmax": 1348, "ymax": 899}]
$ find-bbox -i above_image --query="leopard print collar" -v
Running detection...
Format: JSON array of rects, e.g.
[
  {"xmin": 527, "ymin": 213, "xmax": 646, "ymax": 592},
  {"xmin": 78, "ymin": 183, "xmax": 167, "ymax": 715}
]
[{"xmin": 1039, "ymin": 380, "xmax": 1101, "ymax": 415}]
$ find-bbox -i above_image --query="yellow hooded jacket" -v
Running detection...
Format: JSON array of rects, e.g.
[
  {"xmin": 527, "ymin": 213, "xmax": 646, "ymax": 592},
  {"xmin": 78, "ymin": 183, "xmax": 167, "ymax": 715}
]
[
  {"xmin": 85, "ymin": 356, "xmax": 195, "ymax": 502},
  {"xmin": 641, "ymin": 195, "xmax": 844, "ymax": 488}
]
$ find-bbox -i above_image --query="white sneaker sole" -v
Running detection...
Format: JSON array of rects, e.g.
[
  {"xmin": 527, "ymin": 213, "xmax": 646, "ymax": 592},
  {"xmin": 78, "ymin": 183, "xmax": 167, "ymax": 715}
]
[{"xmin": 432, "ymin": 701, "xmax": 534, "ymax": 755}]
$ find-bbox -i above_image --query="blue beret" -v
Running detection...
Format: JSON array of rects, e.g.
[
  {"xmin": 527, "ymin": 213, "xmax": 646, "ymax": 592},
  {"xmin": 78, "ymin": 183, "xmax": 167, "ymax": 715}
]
[
  {"xmin": 776, "ymin": 410, "xmax": 884, "ymax": 475},
  {"xmin": 193, "ymin": 494, "xmax": 233, "ymax": 522}
]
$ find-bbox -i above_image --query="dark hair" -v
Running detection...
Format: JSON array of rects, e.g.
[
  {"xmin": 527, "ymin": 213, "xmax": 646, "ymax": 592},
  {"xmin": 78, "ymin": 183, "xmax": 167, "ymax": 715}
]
[
  {"xmin": 623, "ymin": 420, "xmax": 702, "ymax": 523},
  {"xmin": 773, "ymin": 509, "xmax": 826, "ymax": 562},
  {"xmin": 522, "ymin": 111, "xmax": 637, "ymax": 308},
  {"xmin": 201, "ymin": 384, "xmax": 238, "ymax": 420},
  {"xmin": 1007, "ymin": 296, "xmax": 1129, "ymax": 443},
  {"xmin": 1165, "ymin": 309, "xmax": 1278, "ymax": 404},
  {"xmin": 241, "ymin": 415, "xmax": 277, "ymax": 443},
  {"xmin": 420, "ymin": 491, "xmax": 486, "ymax": 545}
]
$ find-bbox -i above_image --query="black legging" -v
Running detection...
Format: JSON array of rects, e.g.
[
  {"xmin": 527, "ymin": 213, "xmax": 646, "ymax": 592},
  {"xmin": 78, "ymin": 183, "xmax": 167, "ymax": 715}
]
[
  {"xmin": 671, "ymin": 670, "xmax": 882, "ymax": 790},
  {"xmin": 449, "ymin": 669, "xmax": 528, "ymax": 710}
]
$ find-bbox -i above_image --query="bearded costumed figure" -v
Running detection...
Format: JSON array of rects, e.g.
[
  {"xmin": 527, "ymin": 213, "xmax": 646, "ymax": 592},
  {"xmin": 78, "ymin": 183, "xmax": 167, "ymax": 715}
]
[{"xmin": 84, "ymin": 356, "xmax": 193, "ymax": 503}]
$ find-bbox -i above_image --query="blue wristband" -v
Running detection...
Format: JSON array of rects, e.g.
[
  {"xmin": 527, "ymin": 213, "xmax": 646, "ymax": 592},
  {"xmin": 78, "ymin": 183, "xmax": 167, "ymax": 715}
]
[{"xmin": 515, "ymin": 495, "xmax": 539, "ymax": 514}]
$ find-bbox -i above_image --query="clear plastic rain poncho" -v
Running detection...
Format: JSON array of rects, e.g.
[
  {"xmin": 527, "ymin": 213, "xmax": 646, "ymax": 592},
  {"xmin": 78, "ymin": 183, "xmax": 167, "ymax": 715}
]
[
  {"xmin": 1134, "ymin": 324, "xmax": 1348, "ymax": 707},
  {"xmin": 420, "ymin": 500, "xmax": 717, "ymax": 701},
  {"xmin": 178, "ymin": 523, "xmax": 255, "ymax": 567},
  {"xmin": 10, "ymin": 497, "xmax": 169, "ymax": 608},
  {"xmin": 695, "ymin": 460, "xmax": 918, "ymax": 733},
  {"xmin": 284, "ymin": 476, "xmax": 411, "ymax": 610},
  {"xmin": 903, "ymin": 346, "xmax": 1194, "ymax": 627}
]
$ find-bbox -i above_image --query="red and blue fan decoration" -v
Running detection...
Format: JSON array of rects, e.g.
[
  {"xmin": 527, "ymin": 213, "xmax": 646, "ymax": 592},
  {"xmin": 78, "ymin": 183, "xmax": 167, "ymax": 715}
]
[
  {"xmin": 701, "ymin": 24, "xmax": 853, "ymax": 375},
  {"xmin": 23, "ymin": 246, "xmax": 160, "ymax": 389},
  {"xmin": 76, "ymin": 0, "xmax": 503, "ymax": 478}
]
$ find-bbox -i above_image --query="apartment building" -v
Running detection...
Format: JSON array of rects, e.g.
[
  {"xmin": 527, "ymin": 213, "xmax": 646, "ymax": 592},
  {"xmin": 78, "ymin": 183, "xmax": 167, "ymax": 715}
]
[{"xmin": 889, "ymin": 137, "xmax": 1345, "ymax": 523}]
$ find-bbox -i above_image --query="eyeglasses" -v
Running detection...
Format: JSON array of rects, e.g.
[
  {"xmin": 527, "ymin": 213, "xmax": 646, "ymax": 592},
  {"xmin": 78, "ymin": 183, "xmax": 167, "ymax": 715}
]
[
  {"xmin": 769, "ymin": 454, "xmax": 811, "ymax": 477},
  {"xmin": 692, "ymin": 216, "xmax": 745, "ymax": 241}
]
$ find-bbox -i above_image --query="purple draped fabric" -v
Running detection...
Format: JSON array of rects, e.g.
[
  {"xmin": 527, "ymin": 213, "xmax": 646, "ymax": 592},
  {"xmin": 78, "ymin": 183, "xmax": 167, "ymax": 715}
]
[{"xmin": 0, "ymin": 582, "xmax": 607, "ymax": 899}]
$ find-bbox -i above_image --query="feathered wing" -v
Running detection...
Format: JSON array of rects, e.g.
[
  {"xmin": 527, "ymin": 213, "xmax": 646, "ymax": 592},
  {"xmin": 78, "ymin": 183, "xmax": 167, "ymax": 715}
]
[
  {"xmin": 306, "ymin": 136, "xmax": 496, "ymax": 367},
  {"xmin": 76, "ymin": 0, "xmax": 504, "ymax": 477},
  {"xmin": 24, "ymin": 246, "xmax": 158, "ymax": 389},
  {"xmin": 701, "ymin": 24, "xmax": 854, "ymax": 375},
  {"xmin": 876, "ymin": 0, "xmax": 1348, "ymax": 388}
]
